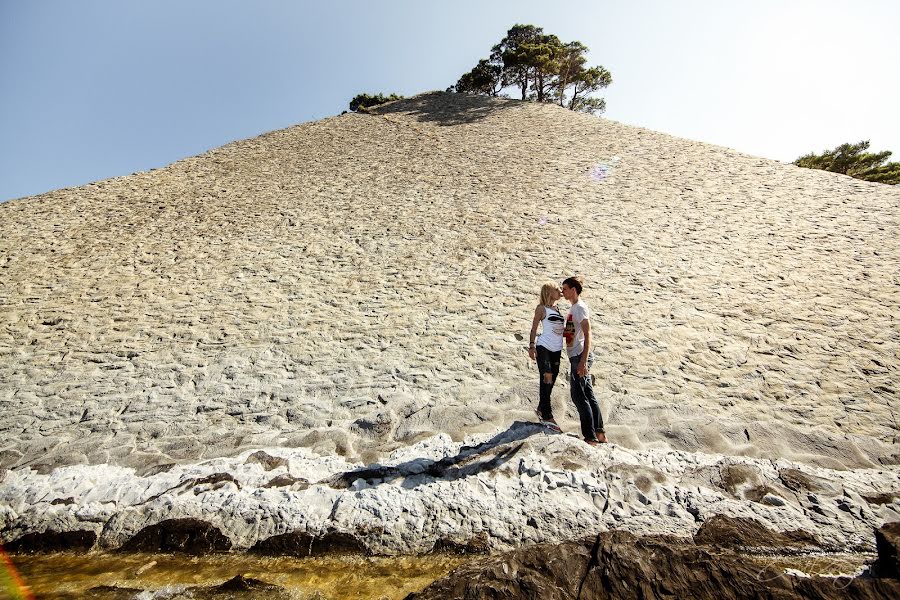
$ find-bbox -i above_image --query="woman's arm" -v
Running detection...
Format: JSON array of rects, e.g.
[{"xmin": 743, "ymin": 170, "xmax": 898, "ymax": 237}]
[{"xmin": 528, "ymin": 305, "xmax": 544, "ymax": 360}]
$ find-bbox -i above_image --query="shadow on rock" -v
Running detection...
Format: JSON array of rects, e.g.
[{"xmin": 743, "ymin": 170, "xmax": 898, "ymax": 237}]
[
  {"xmin": 324, "ymin": 420, "xmax": 543, "ymax": 490},
  {"xmin": 369, "ymin": 91, "xmax": 521, "ymax": 126}
]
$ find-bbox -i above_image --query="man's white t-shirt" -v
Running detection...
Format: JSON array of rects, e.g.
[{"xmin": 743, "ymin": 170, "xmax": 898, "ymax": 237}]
[{"xmin": 566, "ymin": 300, "xmax": 590, "ymax": 358}]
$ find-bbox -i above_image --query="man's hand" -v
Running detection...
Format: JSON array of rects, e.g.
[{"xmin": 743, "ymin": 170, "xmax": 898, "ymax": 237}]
[
  {"xmin": 577, "ymin": 360, "xmax": 588, "ymax": 377},
  {"xmin": 528, "ymin": 347, "xmax": 536, "ymax": 361}
]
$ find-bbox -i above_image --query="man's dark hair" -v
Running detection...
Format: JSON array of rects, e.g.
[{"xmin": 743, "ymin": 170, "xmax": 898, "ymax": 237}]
[{"xmin": 562, "ymin": 276, "xmax": 584, "ymax": 295}]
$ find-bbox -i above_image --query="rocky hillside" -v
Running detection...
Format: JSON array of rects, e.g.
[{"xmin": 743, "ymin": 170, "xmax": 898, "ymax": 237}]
[
  {"xmin": 1, "ymin": 93, "xmax": 898, "ymax": 565},
  {"xmin": 1, "ymin": 92, "xmax": 897, "ymax": 475}
]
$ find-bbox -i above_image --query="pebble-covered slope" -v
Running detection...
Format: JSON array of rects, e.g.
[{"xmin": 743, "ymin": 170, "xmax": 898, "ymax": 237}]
[{"xmin": 1, "ymin": 92, "xmax": 898, "ymax": 476}]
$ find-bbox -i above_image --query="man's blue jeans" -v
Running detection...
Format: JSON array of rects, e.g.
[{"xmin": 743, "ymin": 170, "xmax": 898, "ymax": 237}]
[{"xmin": 569, "ymin": 352, "xmax": 603, "ymax": 441}]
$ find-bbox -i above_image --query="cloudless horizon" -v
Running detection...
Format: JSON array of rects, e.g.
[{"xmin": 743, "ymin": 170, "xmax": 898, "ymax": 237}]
[{"xmin": 2, "ymin": 0, "xmax": 899, "ymax": 202}]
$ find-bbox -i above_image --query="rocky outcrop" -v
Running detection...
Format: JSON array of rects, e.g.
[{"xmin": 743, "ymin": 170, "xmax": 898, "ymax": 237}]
[
  {"xmin": 117, "ymin": 518, "xmax": 232, "ymax": 553},
  {"xmin": 431, "ymin": 532, "xmax": 491, "ymax": 555},
  {"xmin": 250, "ymin": 529, "xmax": 370, "ymax": 556},
  {"xmin": 2, "ymin": 431, "xmax": 898, "ymax": 555},
  {"xmin": 408, "ymin": 528, "xmax": 900, "ymax": 600},
  {"xmin": 873, "ymin": 521, "xmax": 900, "ymax": 578},
  {"xmin": 4, "ymin": 529, "xmax": 96, "ymax": 553},
  {"xmin": 693, "ymin": 514, "xmax": 824, "ymax": 551},
  {"xmin": 82, "ymin": 577, "xmax": 293, "ymax": 600},
  {"xmin": 209, "ymin": 574, "xmax": 288, "ymax": 595}
]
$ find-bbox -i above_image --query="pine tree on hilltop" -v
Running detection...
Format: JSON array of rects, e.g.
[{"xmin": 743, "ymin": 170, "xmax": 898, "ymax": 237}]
[
  {"xmin": 794, "ymin": 141, "xmax": 900, "ymax": 185},
  {"xmin": 452, "ymin": 24, "xmax": 612, "ymax": 115}
]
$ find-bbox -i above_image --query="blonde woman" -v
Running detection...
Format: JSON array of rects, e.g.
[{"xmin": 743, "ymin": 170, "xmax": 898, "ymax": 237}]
[{"xmin": 528, "ymin": 281, "xmax": 565, "ymax": 432}]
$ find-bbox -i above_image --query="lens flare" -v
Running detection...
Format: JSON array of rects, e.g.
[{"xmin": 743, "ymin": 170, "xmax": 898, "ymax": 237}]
[{"xmin": 0, "ymin": 543, "xmax": 35, "ymax": 600}]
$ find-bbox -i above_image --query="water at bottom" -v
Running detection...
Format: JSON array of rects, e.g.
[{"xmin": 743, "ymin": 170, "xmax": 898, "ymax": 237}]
[{"xmin": 9, "ymin": 551, "xmax": 468, "ymax": 599}]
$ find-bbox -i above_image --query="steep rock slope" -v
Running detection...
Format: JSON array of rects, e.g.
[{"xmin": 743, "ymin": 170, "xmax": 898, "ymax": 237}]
[{"xmin": 1, "ymin": 92, "xmax": 898, "ymax": 475}]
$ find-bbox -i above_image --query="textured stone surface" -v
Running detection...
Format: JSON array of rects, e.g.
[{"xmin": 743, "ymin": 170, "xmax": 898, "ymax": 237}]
[
  {"xmin": 874, "ymin": 521, "xmax": 900, "ymax": 578},
  {"xmin": 2, "ymin": 428, "xmax": 898, "ymax": 555},
  {"xmin": 693, "ymin": 514, "xmax": 823, "ymax": 550},
  {"xmin": 408, "ymin": 530, "xmax": 900, "ymax": 600}
]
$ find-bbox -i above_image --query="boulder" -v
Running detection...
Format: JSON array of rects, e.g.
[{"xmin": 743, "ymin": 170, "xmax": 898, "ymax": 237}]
[
  {"xmin": 873, "ymin": 521, "xmax": 900, "ymax": 578},
  {"xmin": 5, "ymin": 529, "xmax": 96, "ymax": 553},
  {"xmin": 118, "ymin": 518, "xmax": 232, "ymax": 553},
  {"xmin": 245, "ymin": 451, "xmax": 289, "ymax": 471},
  {"xmin": 251, "ymin": 529, "xmax": 369, "ymax": 556}
]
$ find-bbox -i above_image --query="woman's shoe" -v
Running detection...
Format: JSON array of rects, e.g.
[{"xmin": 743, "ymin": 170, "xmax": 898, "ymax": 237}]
[{"xmin": 541, "ymin": 418, "xmax": 562, "ymax": 433}]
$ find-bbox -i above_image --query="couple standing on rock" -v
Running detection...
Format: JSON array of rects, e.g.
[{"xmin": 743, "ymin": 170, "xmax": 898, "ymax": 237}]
[{"xmin": 528, "ymin": 276, "xmax": 608, "ymax": 445}]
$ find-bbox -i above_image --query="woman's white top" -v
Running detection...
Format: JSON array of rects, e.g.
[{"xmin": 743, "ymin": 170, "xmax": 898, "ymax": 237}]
[{"xmin": 536, "ymin": 305, "xmax": 565, "ymax": 352}]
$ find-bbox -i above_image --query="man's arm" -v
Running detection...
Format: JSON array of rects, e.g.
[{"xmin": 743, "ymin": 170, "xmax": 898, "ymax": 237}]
[{"xmin": 578, "ymin": 318, "xmax": 591, "ymax": 376}]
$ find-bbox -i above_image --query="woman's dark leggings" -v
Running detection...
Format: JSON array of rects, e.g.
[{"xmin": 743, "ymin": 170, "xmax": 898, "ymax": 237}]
[{"xmin": 536, "ymin": 345, "xmax": 561, "ymax": 420}]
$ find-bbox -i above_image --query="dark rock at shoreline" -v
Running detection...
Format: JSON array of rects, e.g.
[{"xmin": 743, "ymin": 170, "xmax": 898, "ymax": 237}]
[
  {"xmin": 693, "ymin": 514, "xmax": 823, "ymax": 551},
  {"xmin": 118, "ymin": 518, "xmax": 232, "ymax": 553},
  {"xmin": 250, "ymin": 529, "xmax": 370, "ymax": 555},
  {"xmin": 82, "ymin": 586, "xmax": 145, "ymax": 600},
  {"xmin": 83, "ymin": 577, "xmax": 292, "ymax": 600},
  {"xmin": 214, "ymin": 574, "xmax": 284, "ymax": 591},
  {"xmin": 407, "ymin": 528, "xmax": 900, "ymax": 600},
  {"xmin": 873, "ymin": 521, "xmax": 900, "ymax": 578},
  {"xmin": 432, "ymin": 532, "xmax": 491, "ymax": 554},
  {"xmin": 5, "ymin": 529, "xmax": 96, "ymax": 553}
]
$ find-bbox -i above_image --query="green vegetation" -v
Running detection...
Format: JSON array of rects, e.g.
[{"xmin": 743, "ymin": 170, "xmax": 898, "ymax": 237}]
[
  {"xmin": 452, "ymin": 24, "xmax": 612, "ymax": 114},
  {"xmin": 349, "ymin": 93, "xmax": 404, "ymax": 112},
  {"xmin": 794, "ymin": 141, "xmax": 900, "ymax": 185}
]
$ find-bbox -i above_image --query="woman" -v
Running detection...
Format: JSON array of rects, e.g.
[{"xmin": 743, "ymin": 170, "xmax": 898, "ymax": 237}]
[{"xmin": 528, "ymin": 281, "xmax": 565, "ymax": 432}]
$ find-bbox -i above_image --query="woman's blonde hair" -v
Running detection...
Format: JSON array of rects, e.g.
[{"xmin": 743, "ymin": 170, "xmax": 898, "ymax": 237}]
[{"xmin": 539, "ymin": 281, "xmax": 560, "ymax": 306}]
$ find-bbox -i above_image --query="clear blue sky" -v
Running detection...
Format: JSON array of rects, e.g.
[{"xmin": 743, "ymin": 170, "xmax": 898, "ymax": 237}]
[{"xmin": 2, "ymin": 0, "xmax": 898, "ymax": 201}]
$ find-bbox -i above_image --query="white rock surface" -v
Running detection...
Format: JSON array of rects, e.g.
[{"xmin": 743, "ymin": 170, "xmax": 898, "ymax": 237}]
[{"xmin": 2, "ymin": 425, "xmax": 898, "ymax": 553}]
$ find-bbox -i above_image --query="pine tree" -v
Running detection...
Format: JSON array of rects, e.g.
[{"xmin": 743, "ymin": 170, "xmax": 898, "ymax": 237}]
[
  {"xmin": 453, "ymin": 25, "xmax": 611, "ymax": 114},
  {"xmin": 794, "ymin": 141, "xmax": 900, "ymax": 185}
]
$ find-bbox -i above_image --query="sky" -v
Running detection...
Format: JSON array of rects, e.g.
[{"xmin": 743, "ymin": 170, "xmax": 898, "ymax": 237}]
[{"xmin": 1, "ymin": 0, "xmax": 899, "ymax": 202}]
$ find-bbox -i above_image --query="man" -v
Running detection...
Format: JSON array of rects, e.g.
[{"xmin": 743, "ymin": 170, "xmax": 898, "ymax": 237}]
[{"xmin": 561, "ymin": 276, "xmax": 607, "ymax": 445}]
